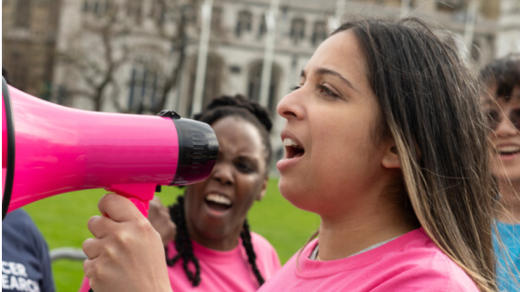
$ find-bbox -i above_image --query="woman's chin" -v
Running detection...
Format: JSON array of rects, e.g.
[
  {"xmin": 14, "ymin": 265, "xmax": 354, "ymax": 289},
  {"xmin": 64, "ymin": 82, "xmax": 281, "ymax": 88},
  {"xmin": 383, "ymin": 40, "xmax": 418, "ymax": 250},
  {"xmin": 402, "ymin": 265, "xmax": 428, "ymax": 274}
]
[{"xmin": 494, "ymin": 168, "xmax": 520, "ymax": 184}]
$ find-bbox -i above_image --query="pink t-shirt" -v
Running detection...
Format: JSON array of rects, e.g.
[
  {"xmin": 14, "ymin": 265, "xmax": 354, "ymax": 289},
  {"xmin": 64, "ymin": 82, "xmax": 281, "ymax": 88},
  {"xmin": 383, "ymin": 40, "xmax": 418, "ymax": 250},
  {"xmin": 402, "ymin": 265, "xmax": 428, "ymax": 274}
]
[
  {"xmin": 79, "ymin": 232, "xmax": 280, "ymax": 292},
  {"xmin": 259, "ymin": 228, "xmax": 478, "ymax": 292}
]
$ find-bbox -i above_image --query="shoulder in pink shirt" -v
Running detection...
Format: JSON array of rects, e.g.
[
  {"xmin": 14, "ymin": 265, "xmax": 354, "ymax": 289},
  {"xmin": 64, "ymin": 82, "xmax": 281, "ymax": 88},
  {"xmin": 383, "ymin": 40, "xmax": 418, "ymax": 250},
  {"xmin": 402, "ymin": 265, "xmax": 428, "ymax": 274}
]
[
  {"xmin": 166, "ymin": 231, "xmax": 280, "ymax": 292},
  {"xmin": 259, "ymin": 228, "xmax": 478, "ymax": 292}
]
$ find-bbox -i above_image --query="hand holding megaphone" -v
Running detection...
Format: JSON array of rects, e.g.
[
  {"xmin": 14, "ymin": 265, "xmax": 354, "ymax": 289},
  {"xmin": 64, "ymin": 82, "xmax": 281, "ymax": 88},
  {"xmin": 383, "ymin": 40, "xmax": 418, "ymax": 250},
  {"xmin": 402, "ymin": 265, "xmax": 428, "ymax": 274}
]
[
  {"xmin": 82, "ymin": 193, "xmax": 172, "ymax": 292},
  {"xmin": 2, "ymin": 77, "xmax": 219, "ymax": 218}
]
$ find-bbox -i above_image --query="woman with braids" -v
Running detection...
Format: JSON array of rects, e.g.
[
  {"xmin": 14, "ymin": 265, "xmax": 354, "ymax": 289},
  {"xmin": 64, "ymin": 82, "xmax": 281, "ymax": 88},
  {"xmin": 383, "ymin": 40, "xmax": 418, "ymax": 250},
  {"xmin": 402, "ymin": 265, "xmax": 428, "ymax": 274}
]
[
  {"xmin": 82, "ymin": 17, "xmax": 499, "ymax": 292},
  {"xmin": 158, "ymin": 94, "xmax": 280, "ymax": 291},
  {"xmin": 480, "ymin": 54, "xmax": 520, "ymax": 291},
  {"xmin": 80, "ymin": 95, "xmax": 280, "ymax": 292}
]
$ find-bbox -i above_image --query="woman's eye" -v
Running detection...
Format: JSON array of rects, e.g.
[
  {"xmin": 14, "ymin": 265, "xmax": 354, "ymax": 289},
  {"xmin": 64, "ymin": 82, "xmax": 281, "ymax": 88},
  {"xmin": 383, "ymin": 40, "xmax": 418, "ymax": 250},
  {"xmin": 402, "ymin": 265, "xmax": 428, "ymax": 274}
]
[
  {"xmin": 318, "ymin": 84, "xmax": 339, "ymax": 99},
  {"xmin": 235, "ymin": 160, "xmax": 257, "ymax": 174},
  {"xmin": 290, "ymin": 85, "xmax": 301, "ymax": 91},
  {"xmin": 484, "ymin": 109, "xmax": 500, "ymax": 130}
]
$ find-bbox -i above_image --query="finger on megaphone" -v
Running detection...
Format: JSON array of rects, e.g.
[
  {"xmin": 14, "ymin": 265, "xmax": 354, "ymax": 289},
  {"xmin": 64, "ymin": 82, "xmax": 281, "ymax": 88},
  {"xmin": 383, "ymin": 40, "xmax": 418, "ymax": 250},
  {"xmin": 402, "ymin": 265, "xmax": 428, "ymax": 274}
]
[
  {"xmin": 98, "ymin": 193, "xmax": 142, "ymax": 223},
  {"xmin": 82, "ymin": 237, "xmax": 102, "ymax": 260},
  {"xmin": 88, "ymin": 215, "xmax": 118, "ymax": 239},
  {"xmin": 83, "ymin": 257, "xmax": 96, "ymax": 279},
  {"xmin": 83, "ymin": 257, "xmax": 106, "ymax": 291}
]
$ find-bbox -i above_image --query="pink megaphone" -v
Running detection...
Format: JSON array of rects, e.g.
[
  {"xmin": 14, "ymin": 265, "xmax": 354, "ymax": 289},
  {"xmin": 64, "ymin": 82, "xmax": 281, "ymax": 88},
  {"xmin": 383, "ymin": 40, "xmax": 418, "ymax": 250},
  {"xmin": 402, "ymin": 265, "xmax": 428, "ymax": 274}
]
[{"xmin": 2, "ymin": 77, "xmax": 218, "ymax": 219}]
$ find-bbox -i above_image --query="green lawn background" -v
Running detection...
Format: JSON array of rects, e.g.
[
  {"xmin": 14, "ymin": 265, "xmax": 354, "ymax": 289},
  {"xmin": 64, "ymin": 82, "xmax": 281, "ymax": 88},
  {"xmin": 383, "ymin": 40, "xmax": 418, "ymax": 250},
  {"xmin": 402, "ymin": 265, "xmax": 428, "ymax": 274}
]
[{"xmin": 23, "ymin": 178, "xmax": 320, "ymax": 292}]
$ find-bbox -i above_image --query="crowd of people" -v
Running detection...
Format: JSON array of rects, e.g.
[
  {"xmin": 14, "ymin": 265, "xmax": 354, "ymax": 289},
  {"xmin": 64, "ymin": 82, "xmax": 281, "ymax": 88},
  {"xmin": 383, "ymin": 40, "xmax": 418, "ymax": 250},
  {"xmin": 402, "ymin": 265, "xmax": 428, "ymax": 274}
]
[
  {"xmin": 4, "ymin": 16, "xmax": 520, "ymax": 292},
  {"xmin": 78, "ymin": 17, "xmax": 520, "ymax": 292}
]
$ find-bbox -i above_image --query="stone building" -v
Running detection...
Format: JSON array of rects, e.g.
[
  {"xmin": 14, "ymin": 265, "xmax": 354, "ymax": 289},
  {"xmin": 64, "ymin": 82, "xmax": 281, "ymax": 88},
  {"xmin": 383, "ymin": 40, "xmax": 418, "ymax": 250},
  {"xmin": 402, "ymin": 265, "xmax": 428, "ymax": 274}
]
[
  {"xmin": 3, "ymin": 0, "xmax": 520, "ymax": 166},
  {"xmin": 5, "ymin": 0, "xmax": 519, "ymax": 112},
  {"xmin": 2, "ymin": 0, "xmax": 62, "ymax": 98}
]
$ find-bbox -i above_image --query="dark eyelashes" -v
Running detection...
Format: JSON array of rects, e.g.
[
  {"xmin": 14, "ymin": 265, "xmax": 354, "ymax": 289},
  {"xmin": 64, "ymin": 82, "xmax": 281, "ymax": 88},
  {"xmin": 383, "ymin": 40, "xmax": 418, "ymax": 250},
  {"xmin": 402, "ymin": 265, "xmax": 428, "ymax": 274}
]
[
  {"xmin": 290, "ymin": 85, "xmax": 301, "ymax": 91},
  {"xmin": 235, "ymin": 159, "xmax": 258, "ymax": 174},
  {"xmin": 318, "ymin": 84, "xmax": 339, "ymax": 98},
  {"xmin": 290, "ymin": 84, "xmax": 340, "ymax": 99}
]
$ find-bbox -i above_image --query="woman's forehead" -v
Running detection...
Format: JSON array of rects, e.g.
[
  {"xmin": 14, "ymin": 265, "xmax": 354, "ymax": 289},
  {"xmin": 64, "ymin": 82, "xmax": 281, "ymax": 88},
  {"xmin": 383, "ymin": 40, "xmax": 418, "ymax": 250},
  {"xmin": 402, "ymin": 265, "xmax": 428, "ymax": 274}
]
[
  {"xmin": 307, "ymin": 30, "xmax": 367, "ymax": 74},
  {"xmin": 484, "ymin": 96, "xmax": 520, "ymax": 110},
  {"xmin": 482, "ymin": 84, "xmax": 520, "ymax": 105}
]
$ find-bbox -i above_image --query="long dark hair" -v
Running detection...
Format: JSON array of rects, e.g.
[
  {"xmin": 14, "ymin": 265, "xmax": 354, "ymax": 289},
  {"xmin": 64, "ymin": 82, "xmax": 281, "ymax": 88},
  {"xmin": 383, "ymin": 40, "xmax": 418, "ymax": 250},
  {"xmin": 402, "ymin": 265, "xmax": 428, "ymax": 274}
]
[
  {"xmin": 332, "ymin": 18, "xmax": 498, "ymax": 291},
  {"xmin": 165, "ymin": 94, "xmax": 272, "ymax": 287}
]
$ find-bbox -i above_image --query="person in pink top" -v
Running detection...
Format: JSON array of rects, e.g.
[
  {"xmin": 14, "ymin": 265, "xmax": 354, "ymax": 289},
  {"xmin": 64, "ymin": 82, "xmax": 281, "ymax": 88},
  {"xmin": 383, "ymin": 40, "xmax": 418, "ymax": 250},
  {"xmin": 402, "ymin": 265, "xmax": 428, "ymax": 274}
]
[
  {"xmin": 80, "ymin": 95, "xmax": 280, "ymax": 292},
  {"xmin": 258, "ymin": 18, "xmax": 498, "ymax": 292},
  {"xmin": 80, "ymin": 18, "xmax": 499, "ymax": 292}
]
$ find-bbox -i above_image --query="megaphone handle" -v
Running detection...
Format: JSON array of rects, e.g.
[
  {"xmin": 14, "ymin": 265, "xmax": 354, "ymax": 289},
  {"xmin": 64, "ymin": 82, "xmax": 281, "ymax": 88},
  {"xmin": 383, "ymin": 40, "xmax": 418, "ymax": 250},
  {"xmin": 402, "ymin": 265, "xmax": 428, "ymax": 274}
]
[
  {"xmin": 87, "ymin": 183, "xmax": 158, "ymax": 292},
  {"xmin": 106, "ymin": 183, "xmax": 157, "ymax": 217}
]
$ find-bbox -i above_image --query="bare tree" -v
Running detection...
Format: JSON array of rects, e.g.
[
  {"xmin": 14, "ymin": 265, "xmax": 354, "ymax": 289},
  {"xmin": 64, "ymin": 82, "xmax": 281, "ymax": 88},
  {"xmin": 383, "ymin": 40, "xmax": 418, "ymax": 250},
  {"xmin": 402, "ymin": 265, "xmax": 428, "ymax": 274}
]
[
  {"xmin": 122, "ymin": 0, "xmax": 204, "ymax": 114},
  {"xmin": 57, "ymin": 3, "xmax": 130, "ymax": 111},
  {"xmin": 58, "ymin": 0, "xmax": 206, "ymax": 113}
]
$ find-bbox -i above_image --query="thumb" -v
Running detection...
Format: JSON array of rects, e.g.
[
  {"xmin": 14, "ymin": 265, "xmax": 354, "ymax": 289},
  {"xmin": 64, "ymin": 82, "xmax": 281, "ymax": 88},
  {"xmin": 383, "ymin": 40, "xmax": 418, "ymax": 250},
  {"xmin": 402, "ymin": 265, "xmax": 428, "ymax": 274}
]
[{"xmin": 98, "ymin": 193, "xmax": 143, "ymax": 222}]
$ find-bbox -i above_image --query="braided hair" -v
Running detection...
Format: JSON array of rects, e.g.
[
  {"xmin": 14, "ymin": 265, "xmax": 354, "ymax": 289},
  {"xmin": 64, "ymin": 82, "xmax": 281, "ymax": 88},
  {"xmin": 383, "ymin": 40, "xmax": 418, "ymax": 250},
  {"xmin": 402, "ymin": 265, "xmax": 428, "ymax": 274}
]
[
  {"xmin": 166, "ymin": 196, "xmax": 201, "ymax": 286},
  {"xmin": 194, "ymin": 94, "xmax": 272, "ymax": 164},
  {"xmin": 165, "ymin": 94, "xmax": 271, "ymax": 287}
]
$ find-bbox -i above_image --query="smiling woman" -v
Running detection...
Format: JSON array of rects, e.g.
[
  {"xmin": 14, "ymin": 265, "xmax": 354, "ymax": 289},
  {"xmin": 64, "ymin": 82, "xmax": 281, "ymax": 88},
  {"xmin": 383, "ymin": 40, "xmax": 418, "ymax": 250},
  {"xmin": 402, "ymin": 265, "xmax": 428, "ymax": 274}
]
[{"xmin": 480, "ymin": 54, "xmax": 520, "ymax": 291}]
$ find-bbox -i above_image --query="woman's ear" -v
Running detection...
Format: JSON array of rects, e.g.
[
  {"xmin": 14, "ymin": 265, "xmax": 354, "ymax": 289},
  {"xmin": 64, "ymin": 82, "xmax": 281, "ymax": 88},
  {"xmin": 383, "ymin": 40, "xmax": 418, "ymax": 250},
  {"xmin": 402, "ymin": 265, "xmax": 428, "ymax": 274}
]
[
  {"xmin": 256, "ymin": 177, "xmax": 268, "ymax": 201},
  {"xmin": 382, "ymin": 144, "xmax": 401, "ymax": 169}
]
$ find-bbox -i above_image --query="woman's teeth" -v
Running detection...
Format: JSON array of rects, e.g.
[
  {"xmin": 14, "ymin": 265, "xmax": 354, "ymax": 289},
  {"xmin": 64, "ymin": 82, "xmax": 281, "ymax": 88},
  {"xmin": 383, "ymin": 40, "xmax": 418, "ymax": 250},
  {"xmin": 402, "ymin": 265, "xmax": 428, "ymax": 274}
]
[
  {"xmin": 498, "ymin": 146, "xmax": 520, "ymax": 155},
  {"xmin": 283, "ymin": 138, "xmax": 299, "ymax": 147},
  {"xmin": 283, "ymin": 138, "xmax": 304, "ymax": 158},
  {"xmin": 205, "ymin": 194, "xmax": 232, "ymax": 206}
]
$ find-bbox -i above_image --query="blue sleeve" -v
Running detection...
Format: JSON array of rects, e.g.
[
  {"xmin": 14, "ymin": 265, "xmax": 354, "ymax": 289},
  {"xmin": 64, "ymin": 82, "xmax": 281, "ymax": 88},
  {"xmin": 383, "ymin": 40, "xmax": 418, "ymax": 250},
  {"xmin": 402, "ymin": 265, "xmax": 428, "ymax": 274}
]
[
  {"xmin": 24, "ymin": 212, "xmax": 56, "ymax": 292},
  {"xmin": 2, "ymin": 209, "xmax": 56, "ymax": 292},
  {"xmin": 36, "ymin": 232, "xmax": 55, "ymax": 292}
]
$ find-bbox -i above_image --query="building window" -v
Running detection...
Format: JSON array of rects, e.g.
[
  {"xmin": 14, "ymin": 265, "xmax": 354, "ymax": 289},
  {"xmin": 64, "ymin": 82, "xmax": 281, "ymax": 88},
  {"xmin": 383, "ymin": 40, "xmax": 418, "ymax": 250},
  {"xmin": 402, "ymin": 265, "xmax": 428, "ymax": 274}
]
[
  {"xmin": 235, "ymin": 10, "xmax": 252, "ymax": 37},
  {"xmin": 212, "ymin": 6, "xmax": 223, "ymax": 31},
  {"xmin": 15, "ymin": 0, "xmax": 31, "ymax": 28},
  {"xmin": 149, "ymin": 0, "xmax": 167, "ymax": 27},
  {"xmin": 7, "ymin": 52, "xmax": 28, "ymax": 90},
  {"xmin": 126, "ymin": 0, "xmax": 143, "ymax": 24},
  {"xmin": 247, "ymin": 61, "xmax": 280, "ymax": 113},
  {"xmin": 290, "ymin": 18, "xmax": 306, "ymax": 44},
  {"xmin": 82, "ymin": 0, "xmax": 111, "ymax": 16},
  {"xmin": 258, "ymin": 13, "xmax": 266, "ymax": 38},
  {"xmin": 127, "ymin": 63, "xmax": 162, "ymax": 113},
  {"xmin": 311, "ymin": 20, "xmax": 327, "ymax": 46},
  {"xmin": 82, "ymin": 0, "xmax": 89, "ymax": 12}
]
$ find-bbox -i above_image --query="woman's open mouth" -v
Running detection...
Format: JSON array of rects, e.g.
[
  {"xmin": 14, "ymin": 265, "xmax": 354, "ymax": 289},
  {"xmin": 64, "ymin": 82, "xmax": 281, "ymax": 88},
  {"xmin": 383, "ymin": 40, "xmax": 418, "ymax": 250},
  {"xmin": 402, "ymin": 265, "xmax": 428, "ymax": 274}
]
[
  {"xmin": 277, "ymin": 137, "xmax": 305, "ymax": 171},
  {"xmin": 204, "ymin": 194, "xmax": 232, "ymax": 212},
  {"xmin": 497, "ymin": 145, "xmax": 520, "ymax": 160},
  {"xmin": 283, "ymin": 137, "xmax": 305, "ymax": 158}
]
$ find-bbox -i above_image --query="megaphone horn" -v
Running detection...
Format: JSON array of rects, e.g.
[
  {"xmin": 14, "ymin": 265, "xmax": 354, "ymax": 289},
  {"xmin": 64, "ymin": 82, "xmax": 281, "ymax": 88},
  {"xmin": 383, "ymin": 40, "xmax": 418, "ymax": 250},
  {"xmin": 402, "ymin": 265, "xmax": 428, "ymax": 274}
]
[{"xmin": 2, "ymin": 77, "xmax": 219, "ymax": 219}]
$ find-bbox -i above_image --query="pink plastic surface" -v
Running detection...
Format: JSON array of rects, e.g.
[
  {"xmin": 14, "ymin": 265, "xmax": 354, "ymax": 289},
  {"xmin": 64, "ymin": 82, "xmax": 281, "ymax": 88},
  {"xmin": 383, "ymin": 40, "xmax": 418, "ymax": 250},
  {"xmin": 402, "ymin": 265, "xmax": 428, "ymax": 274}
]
[{"xmin": 2, "ymin": 86, "xmax": 180, "ymax": 216}]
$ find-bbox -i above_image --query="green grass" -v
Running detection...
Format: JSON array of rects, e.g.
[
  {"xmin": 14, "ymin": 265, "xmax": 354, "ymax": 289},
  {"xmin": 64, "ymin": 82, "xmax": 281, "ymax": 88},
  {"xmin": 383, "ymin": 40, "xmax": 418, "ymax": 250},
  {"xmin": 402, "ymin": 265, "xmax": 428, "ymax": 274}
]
[{"xmin": 23, "ymin": 179, "xmax": 320, "ymax": 292}]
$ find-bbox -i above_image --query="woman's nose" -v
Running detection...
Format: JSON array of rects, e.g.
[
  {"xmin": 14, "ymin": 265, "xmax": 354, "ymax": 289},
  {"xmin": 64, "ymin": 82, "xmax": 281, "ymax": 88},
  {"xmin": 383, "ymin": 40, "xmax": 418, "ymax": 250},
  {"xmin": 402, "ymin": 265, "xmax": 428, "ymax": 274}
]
[
  {"xmin": 211, "ymin": 162, "xmax": 234, "ymax": 185},
  {"xmin": 494, "ymin": 116, "xmax": 519, "ymax": 137},
  {"xmin": 277, "ymin": 89, "xmax": 304, "ymax": 121}
]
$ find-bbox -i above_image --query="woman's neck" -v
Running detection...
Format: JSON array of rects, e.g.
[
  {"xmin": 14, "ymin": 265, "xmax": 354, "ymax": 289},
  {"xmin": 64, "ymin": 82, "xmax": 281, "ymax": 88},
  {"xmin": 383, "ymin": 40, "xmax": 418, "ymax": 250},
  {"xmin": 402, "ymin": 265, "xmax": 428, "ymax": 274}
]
[
  {"xmin": 317, "ymin": 199, "xmax": 416, "ymax": 261},
  {"xmin": 192, "ymin": 235, "xmax": 240, "ymax": 251},
  {"xmin": 186, "ymin": 220, "xmax": 242, "ymax": 251},
  {"xmin": 497, "ymin": 179, "xmax": 520, "ymax": 224}
]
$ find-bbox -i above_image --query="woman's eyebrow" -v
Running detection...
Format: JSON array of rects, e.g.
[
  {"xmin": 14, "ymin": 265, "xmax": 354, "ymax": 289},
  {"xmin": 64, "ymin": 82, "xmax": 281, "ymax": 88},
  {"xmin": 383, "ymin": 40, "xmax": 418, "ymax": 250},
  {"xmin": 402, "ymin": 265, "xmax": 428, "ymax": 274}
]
[{"xmin": 301, "ymin": 68, "xmax": 359, "ymax": 93}]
